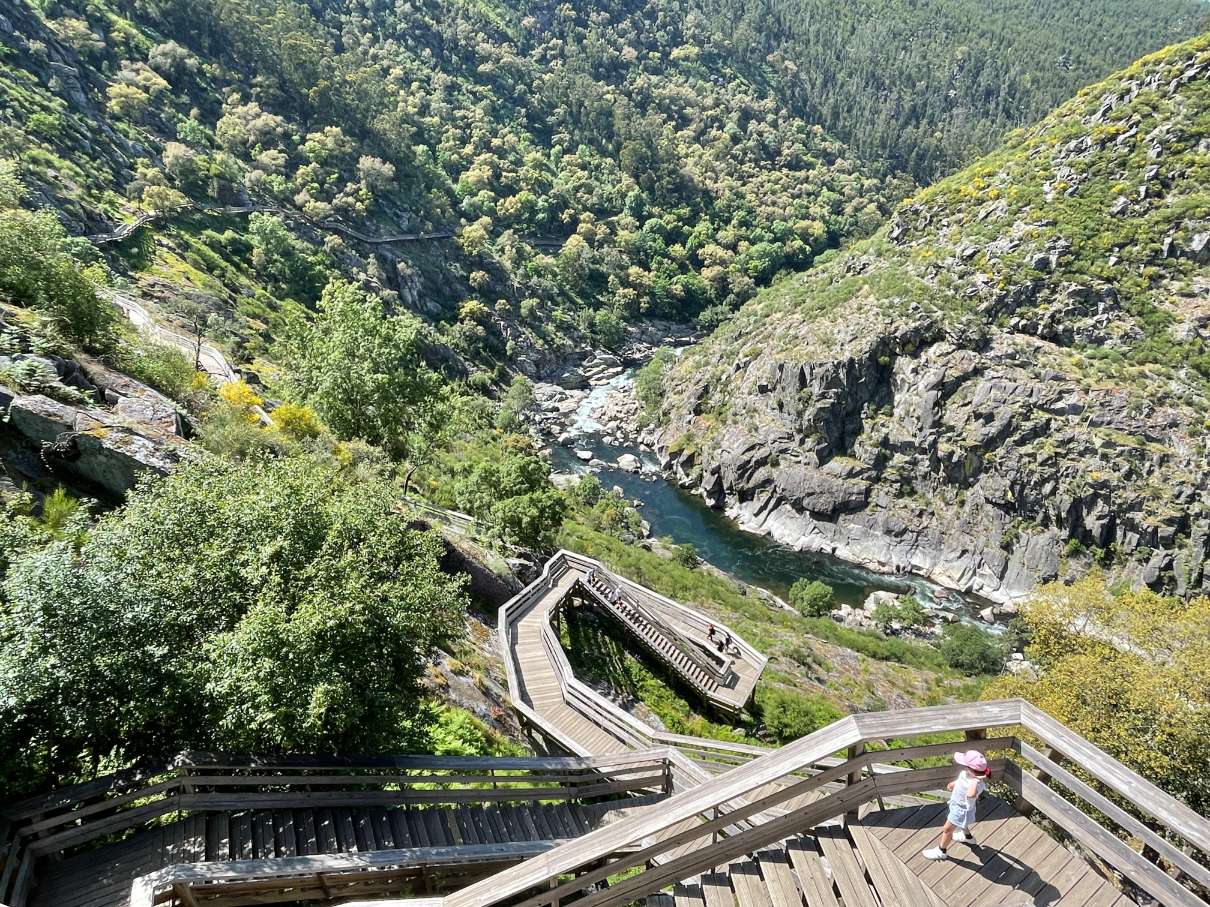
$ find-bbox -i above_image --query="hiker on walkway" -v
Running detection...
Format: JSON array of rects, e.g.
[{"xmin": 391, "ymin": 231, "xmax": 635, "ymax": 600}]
[{"xmin": 923, "ymin": 749, "xmax": 990, "ymax": 860}]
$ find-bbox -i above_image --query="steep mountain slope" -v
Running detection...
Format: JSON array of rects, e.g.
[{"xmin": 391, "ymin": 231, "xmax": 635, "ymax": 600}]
[
  {"xmin": 2, "ymin": 0, "xmax": 1199, "ymax": 387},
  {"xmin": 0, "ymin": 0, "xmax": 890, "ymax": 380},
  {"xmin": 697, "ymin": 0, "xmax": 1207, "ymax": 182},
  {"xmin": 652, "ymin": 34, "xmax": 1210, "ymax": 603}
]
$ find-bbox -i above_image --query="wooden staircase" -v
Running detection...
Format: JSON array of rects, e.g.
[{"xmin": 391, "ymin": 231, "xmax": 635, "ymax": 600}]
[
  {"xmin": 584, "ymin": 575, "xmax": 722, "ymax": 695},
  {"xmin": 32, "ymin": 800, "xmax": 642, "ymax": 907}
]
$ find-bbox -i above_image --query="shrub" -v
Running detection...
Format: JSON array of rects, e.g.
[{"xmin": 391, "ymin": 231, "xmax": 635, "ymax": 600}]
[
  {"xmin": 671, "ymin": 543, "xmax": 699, "ymax": 568},
  {"xmin": 759, "ymin": 687, "xmax": 842, "ymax": 743},
  {"xmin": 940, "ymin": 623, "xmax": 1007, "ymax": 675},
  {"xmin": 112, "ymin": 338, "xmax": 197, "ymax": 402},
  {"xmin": 567, "ymin": 475, "xmax": 603, "ymax": 507},
  {"xmin": 872, "ymin": 595, "xmax": 927, "ymax": 632},
  {"xmin": 591, "ymin": 308, "xmax": 625, "ymax": 349},
  {"xmin": 789, "ymin": 578, "xmax": 834, "ymax": 617},
  {"xmin": 218, "ymin": 379, "xmax": 263, "ymax": 417},
  {"xmin": 0, "ymin": 207, "xmax": 119, "ymax": 352},
  {"xmin": 634, "ymin": 347, "xmax": 676, "ymax": 419},
  {"xmin": 270, "ymin": 403, "xmax": 323, "ymax": 440}
]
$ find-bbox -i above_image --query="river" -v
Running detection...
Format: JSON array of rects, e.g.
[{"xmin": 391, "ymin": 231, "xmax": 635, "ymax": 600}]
[{"xmin": 548, "ymin": 370, "xmax": 986, "ymax": 616}]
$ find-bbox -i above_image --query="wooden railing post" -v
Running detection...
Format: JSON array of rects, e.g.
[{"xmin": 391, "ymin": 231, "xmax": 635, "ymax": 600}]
[
  {"xmin": 1015, "ymin": 746, "xmax": 1062, "ymax": 818},
  {"xmin": 844, "ymin": 742, "xmax": 865, "ymax": 822}
]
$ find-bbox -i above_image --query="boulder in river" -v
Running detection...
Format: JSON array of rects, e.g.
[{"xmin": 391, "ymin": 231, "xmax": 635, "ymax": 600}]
[
  {"xmin": 617, "ymin": 453, "xmax": 641, "ymax": 473},
  {"xmin": 574, "ymin": 449, "xmax": 593, "ymax": 462}
]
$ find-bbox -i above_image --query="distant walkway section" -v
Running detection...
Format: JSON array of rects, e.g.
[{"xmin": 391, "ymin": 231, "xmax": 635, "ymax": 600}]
[{"xmin": 499, "ymin": 550, "xmax": 768, "ymax": 764}]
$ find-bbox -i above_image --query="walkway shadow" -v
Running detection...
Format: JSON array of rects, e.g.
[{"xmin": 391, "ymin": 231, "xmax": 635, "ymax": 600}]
[{"xmin": 951, "ymin": 846, "xmax": 1061, "ymax": 906}]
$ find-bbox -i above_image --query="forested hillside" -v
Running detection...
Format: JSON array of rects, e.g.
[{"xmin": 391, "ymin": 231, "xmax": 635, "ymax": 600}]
[
  {"xmin": 652, "ymin": 33, "xmax": 1210, "ymax": 605},
  {"xmin": 0, "ymin": 0, "xmax": 895, "ymax": 379},
  {"xmin": 700, "ymin": 0, "xmax": 1208, "ymax": 181}
]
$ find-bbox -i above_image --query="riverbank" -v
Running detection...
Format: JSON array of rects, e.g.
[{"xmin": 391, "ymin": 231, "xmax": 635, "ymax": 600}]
[{"xmin": 529, "ymin": 334, "xmax": 1004, "ymax": 627}]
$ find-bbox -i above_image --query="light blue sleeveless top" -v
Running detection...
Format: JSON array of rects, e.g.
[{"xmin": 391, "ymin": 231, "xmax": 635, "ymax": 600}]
[{"xmin": 948, "ymin": 769, "xmax": 986, "ymax": 824}]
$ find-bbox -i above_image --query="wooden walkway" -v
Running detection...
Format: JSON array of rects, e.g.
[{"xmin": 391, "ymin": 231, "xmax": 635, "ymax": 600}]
[
  {"xmin": 514, "ymin": 573, "xmax": 632, "ymax": 755},
  {"xmin": 31, "ymin": 798, "xmax": 660, "ymax": 907},
  {"xmin": 501, "ymin": 551, "xmax": 767, "ymax": 760},
  {"xmin": 639, "ymin": 798, "xmax": 1133, "ymax": 907}
]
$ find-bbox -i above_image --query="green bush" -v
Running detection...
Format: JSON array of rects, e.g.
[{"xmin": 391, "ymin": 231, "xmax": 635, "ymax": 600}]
[
  {"xmin": 758, "ymin": 687, "xmax": 842, "ymax": 743},
  {"xmin": 112, "ymin": 337, "xmax": 198, "ymax": 402},
  {"xmin": 940, "ymin": 623, "xmax": 1008, "ymax": 676},
  {"xmin": 871, "ymin": 595, "xmax": 927, "ymax": 632},
  {"xmin": 672, "ymin": 542, "xmax": 699, "ymax": 568},
  {"xmin": 0, "ymin": 208, "xmax": 119, "ymax": 352},
  {"xmin": 789, "ymin": 578, "xmax": 834, "ymax": 617},
  {"xmin": 567, "ymin": 474, "xmax": 603, "ymax": 507},
  {"xmin": 634, "ymin": 347, "xmax": 676, "ymax": 419},
  {"xmin": 0, "ymin": 455, "xmax": 469, "ymax": 793}
]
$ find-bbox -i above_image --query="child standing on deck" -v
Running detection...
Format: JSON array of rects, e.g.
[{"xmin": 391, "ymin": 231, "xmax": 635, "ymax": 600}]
[{"xmin": 923, "ymin": 750, "xmax": 990, "ymax": 860}]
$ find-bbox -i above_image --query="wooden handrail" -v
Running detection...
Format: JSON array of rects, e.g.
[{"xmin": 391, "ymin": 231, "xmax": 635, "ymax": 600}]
[
  {"xmin": 0, "ymin": 749, "xmax": 675, "ymax": 906},
  {"xmin": 443, "ymin": 699, "xmax": 1210, "ymax": 907}
]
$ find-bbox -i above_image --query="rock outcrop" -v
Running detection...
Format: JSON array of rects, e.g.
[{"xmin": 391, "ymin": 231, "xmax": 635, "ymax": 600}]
[
  {"xmin": 0, "ymin": 338, "xmax": 187, "ymax": 499},
  {"xmin": 654, "ymin": 36, "xmax": 1210, "ymax": 603}
]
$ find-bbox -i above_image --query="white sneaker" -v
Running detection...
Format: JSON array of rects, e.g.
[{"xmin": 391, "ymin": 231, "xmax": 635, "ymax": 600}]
[
  {"xmin": 922, "ymin": 847, "xmax": 949, "ymax": 860},
  {"xmin": 953, "ymin": 829, "xmax": 975, "ymax": 844}
]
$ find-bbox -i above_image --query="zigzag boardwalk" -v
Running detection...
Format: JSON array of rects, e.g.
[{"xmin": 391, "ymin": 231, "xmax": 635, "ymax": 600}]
[
  {"xmin": 31, "ymin": 799, "xmax": 646, "ymax": 907},
  {"xmin": 5, "ymin": 552, "xmax": 1208, "ymax": 907}
]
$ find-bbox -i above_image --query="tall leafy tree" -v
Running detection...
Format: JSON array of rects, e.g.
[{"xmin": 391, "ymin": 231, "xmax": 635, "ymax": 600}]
[
  {"xmin": 277, "ymin": 280, "xmax": 444, "ymax": 455},
  {"xmin": 0, "ymin": 455, "xmax": 467, "ymax": 795}
]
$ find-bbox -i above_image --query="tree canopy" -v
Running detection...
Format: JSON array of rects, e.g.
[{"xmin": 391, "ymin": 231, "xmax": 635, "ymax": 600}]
[
  {"xmin": 987, "ymin": 573, "xmax": 1210, "ymax": 814},
  {"xmin": 0, "ymin": 455, "xmax": 467, "ymax": 795}
]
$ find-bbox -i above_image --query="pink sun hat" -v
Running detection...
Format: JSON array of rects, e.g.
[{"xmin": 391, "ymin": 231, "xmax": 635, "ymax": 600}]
[{"xmin": 954, "ymin": 749, "xmax": 989, "ymax": 774}]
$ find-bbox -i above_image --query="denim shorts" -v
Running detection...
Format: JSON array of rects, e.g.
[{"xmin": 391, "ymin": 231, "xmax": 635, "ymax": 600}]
[{"xmin": 948, "ymin": 803, "xmax": 974, "ymax": 827}]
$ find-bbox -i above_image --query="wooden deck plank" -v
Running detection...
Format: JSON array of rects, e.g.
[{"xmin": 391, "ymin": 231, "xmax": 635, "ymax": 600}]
[
  {"xmin": 277, "ymin": 809, "xmax": 298, "ymax": 857},
  {"xmin": 729, "ymin": 858, "xmax": 773, "ymax": 907},
  {"xmin": 701, "ymin": 871, "xmax": 736, "ymax": 907},
  {"xmin": 916, "ymin": 800, "xmax": 1019, "ymax": 893},
  {"xmin": 674, "ymin": 880, "xmax": 707, "ymax": 906},
  {"xmin": 354, "ymin": 807, "xmax": 377, "ymax": 850},
  {"xmin": 515, "ymin": 804, "xmax": 543, "ymax": 841},
  {"xmin": 389, "ymin": 808, "xmax": 412, "ymax": 849},
  {"xmin": 817, "ymin": 826, "xmax": 878, "ymax": 907},
  {"xmin": 485, "ymin": 806, "xmax": 512, "ymax": 844},
  {"xmin": 946, "ymin": 816, "xmax": 1056, "ymax": 907},
  {"xmin": 411, "ymin": 807, "xmax": 435, "ymax": 851},
  {"xmin": 786, "ymin": 837, "xmax": 840, "ymax": 907},
  {"xmin": 235, "ymin": 811, "xmax": 253, "ymax": 860},
  {"xmin": 336, "ymin": 808, "xmax": 359, "ymax": 852},
  {"xmin": 756, "ymin": 848, "xmax": 802, "ymax": 907},
  {"xmin": 371, "ymin": 807, "xmax": 395, "ymax": 849},
  {"xmin": 1059, "ymin": 872, "xmax": 1115, "ymax": 907},
  {"xmin": 294, "ymin": 809, "xmax": 315, "ymax": 856},
  {"xmin": 425, "ymin": 806, "xmax": 452, "ymax": 846},
  {"xmin": 316, "ymin": 808, "xmax": 338, "ymax": 854}
]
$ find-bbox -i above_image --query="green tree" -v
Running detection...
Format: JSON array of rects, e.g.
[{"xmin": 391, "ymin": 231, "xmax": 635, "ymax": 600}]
[
  {"xmin": 277, "ymin": 280, "xmax": 443, "ymax": 455},
  {"xmin": 496, "ymin": 375, "xmax": 534, "ymax": 430},
  {"xmin": 450, "ymin": 439, "xmax": 566, "ymax": 549},
  {"xmin": 789, "ymin": 579, "xmax": 834, "ymax": 617},
  {"xmin": 940, "ymin": 623, "xmax": 1007, "ymax": 675},
  {"xmin": 872, "ymin": 595, "xmax": 927, "ymax": 632},
  {"xmin": 0, "ymin": 208, "xmax": 118, "ymax": 352},
  {"xmin": 758, "ymin": 687, "xmax": 842, "ymax": 743},
  {"xmin": 635, "ymin": 348, "xmax": 676, "ymax": 420},
  {"xmin": 986, "ymin": 574, "xmax": 1210, "ymax": 813},
  {"xmin": 0, "ymin": 455, "xmax": 467, "ymax": 793}
]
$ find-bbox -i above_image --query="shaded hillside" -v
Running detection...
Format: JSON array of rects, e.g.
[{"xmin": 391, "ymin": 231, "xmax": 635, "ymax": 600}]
[
  {"xmin": 698, "ymin": 0, "xmax": 1207, "ymax": 181},
  {"xmin": 652, "ymin": 34, "xmax": 1210, "ymax": 603},
  {"xmin": 0, "ymin": 0, "xmax": 891, "ymax": 379}
]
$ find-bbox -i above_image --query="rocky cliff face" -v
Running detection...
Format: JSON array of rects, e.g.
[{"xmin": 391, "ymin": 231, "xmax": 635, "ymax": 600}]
[
  {"xmin": 653, "ymin": 36, "xmax": 1210, "ymax": 603},
  {"xmin": 0, "ymin": 315, "xmax": 185, "ymax": 501}
]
